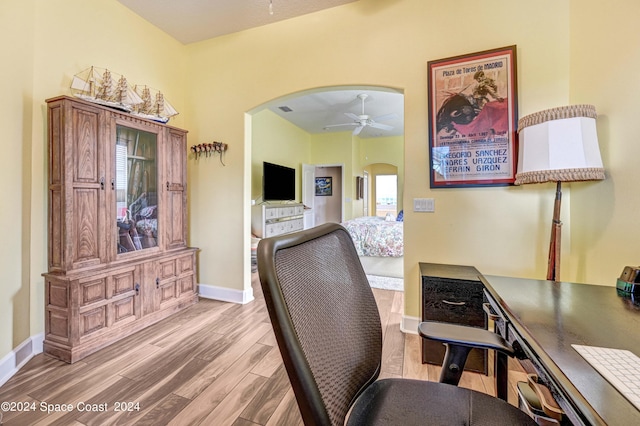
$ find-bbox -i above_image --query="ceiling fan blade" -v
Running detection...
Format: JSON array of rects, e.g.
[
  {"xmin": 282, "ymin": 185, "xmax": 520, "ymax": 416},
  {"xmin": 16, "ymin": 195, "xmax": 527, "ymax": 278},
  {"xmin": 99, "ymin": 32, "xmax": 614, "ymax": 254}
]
[
  {"xmin": 324, "ymin": 122, "xmax": 358, "ymax": 128},
  {"xmin": 326, "ymin": 94, "xmax": 398, "ymax": 136},
  {"xmin": 371, "ymin": 112, "xmax": 399, "ymax": 122},
  {"xmin": 369, "ymin": 122, "xmax": 394, "ymax": 131}
]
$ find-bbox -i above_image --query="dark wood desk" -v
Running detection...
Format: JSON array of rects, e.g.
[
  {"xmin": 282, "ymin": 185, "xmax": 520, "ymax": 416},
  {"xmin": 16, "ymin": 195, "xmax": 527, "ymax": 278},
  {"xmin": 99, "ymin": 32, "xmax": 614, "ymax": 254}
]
[{"xmin": 481, "ymin": 275, "xmax": 640, "ymax": 425}]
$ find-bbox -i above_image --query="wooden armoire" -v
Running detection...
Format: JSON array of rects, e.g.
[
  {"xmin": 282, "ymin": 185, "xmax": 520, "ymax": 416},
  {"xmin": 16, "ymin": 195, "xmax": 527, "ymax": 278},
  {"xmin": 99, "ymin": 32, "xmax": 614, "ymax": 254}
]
[{"xmin": 43, "ymin": 96, "xmax": 198, "ymax": 363}]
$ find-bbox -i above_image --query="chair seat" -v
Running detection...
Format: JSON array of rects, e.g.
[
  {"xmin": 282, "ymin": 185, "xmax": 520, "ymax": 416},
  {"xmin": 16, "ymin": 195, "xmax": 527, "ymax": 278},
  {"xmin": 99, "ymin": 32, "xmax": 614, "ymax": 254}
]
[{"xmin": 347, "ymin": 378, "xmax": 536, "ymax": 425}]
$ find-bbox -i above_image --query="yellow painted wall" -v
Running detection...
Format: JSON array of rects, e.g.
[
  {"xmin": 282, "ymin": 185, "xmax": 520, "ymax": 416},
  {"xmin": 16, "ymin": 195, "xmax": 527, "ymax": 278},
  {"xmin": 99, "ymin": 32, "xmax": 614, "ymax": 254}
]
[
  {"xmin": 3, "ymin": 0, "xmax": 640, "ymax": 363},
  {"xmin": 185, "ymin": 0, "xmax": 574, "ymax": 318},
  {"xmin": 351, "ymin": 132, "xmax": 364, "ymax": 219},
  {"xmin": 0, "ymin": 0, "xmax": 185, "ymax": 360},
  {"xmin": 0, "ymin": 0, "xmax": 35, "ymax": 356},
  {"xmin": 250, "ymin": 109, "xmax": 310, "ymax": 202},
  {"xmin": 567, "ymin": 0, "xmax": 640, "ymax": 285}
]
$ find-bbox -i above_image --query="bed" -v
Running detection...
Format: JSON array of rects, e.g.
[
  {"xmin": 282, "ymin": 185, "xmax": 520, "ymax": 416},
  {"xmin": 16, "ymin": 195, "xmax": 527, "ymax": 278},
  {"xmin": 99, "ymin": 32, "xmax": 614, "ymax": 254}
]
[{"xmin": 341, "ymin": 216, "xmax": 403, "ymax": 278}]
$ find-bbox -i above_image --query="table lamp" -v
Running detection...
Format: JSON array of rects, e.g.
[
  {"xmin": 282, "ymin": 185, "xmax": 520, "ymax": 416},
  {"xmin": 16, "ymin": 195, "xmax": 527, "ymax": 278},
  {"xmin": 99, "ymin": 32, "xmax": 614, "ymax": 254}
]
[{"xmin": 515, "ymin": 105, "xmax": 605, "ymax": 282}]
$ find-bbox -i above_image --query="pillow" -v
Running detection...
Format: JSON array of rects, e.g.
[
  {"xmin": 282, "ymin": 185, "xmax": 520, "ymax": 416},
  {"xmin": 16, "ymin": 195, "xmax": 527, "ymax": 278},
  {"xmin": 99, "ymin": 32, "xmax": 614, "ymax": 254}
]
[
  {"xmin": 139, "ymin": 205, "xmax": 157, "ymax": 219},
  {"xmin": 396, "ymin": 210, "xmax": 404, "ymax": 222}
]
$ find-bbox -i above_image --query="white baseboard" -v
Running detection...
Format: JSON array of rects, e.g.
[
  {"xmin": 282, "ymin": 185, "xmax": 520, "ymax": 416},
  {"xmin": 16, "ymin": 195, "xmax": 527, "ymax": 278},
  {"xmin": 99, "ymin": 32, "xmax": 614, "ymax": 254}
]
[
  {"xmin": 0, "ymin": 333, "xmax": 44, "ymax": 387},
  {"xmin": 198, "ymin": 283, "xmax": 254, "ymax": 304},
  {"xmin": 401, "ymin": 315, "xmax": 420, "ymax": 335}
]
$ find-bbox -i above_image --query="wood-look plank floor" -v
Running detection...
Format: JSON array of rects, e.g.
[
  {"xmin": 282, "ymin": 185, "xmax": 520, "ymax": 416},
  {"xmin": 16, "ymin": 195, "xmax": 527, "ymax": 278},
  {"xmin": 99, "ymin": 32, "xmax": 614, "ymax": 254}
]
[{"xmin": 0, "ymin": 275, "xmax": 527, "ymax": 425}]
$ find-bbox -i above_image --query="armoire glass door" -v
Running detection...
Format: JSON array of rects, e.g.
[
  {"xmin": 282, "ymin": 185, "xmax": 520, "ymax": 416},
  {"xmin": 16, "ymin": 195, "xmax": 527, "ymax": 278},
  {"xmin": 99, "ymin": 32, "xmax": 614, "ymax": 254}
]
[{"xmin": 115, "ymin": 125, "xmax": 158, "ymax": 253}]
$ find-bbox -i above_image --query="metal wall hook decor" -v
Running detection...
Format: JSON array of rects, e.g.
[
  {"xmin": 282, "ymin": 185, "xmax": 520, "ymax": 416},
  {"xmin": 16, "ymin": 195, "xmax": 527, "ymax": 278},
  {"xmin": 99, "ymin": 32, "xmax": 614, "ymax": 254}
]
[{"xmin": 190, "ymin": 141, "xmax": 228, "ymax": 165}]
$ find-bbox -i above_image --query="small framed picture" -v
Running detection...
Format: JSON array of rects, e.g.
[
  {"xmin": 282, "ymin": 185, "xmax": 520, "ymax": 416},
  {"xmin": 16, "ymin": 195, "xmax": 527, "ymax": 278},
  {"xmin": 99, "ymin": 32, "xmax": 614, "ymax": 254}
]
[
  {"xmin": 428, "ymin": 45, "xmax": 518, "ymax": 187},
  {"xmin": 315, "ymin": 177, "xmax": 332, "ymax": 196}
]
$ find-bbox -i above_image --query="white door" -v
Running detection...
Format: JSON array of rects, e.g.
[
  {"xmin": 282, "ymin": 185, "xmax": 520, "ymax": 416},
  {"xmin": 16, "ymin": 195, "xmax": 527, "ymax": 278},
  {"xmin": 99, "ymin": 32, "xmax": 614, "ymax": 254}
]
[{"xmin": 302, "ymin": 163, "xmax": 315, "ymax": 229}]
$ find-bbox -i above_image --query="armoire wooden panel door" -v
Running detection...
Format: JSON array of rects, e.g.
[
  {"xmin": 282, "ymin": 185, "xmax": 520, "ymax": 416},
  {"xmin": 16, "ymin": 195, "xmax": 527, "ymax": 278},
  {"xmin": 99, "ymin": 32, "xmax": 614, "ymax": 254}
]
[
  {"xmin": 165, "ymin": 127, "xmax": 188, "ymax": 249},
  {"xmin": 48, "ymin": 99, "xmax": 108, "ymax": 273}
]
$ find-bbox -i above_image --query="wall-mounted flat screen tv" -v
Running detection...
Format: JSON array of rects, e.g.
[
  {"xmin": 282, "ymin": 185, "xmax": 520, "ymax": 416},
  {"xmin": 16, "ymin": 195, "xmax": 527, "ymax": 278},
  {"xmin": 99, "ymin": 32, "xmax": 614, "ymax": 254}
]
[{"xmin": 263, "ymin": 161, "xmax": 296, "ymax": 201}]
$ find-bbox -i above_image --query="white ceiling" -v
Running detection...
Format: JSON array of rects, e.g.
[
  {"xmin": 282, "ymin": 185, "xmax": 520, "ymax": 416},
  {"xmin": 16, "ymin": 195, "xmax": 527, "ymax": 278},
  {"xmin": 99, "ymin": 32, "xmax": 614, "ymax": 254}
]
[
  {"xmin": 117, "ymin": 0, "xmax": 358, "ymax": 44},
  {"xmin": 117, "ymin": 0, "xmax": 403, "ymax": 139},
  {"xmin": 264, "ymin": 88, "xmax": 404, "ymax": 138}
]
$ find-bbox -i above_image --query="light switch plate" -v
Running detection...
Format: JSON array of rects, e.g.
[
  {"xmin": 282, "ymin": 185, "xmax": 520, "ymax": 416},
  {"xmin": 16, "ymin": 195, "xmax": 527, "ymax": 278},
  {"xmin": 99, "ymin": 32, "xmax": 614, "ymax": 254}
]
[{"xmin": 414, "ymin": 198, "xmax": 435, "ymax": 212}]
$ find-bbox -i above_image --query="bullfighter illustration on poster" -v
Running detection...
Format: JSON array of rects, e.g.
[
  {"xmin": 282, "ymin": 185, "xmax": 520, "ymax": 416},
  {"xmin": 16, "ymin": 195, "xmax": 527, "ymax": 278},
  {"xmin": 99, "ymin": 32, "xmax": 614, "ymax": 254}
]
[{"xmin": 428, "ymin": 46, "xmax": 518, "ymax": 187}]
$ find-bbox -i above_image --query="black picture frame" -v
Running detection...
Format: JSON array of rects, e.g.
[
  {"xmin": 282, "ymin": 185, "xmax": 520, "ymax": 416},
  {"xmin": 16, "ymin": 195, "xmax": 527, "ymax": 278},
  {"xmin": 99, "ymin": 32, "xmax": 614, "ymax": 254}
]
[{"xmin": 315, "ymin": 177, "xmax": 332, "ymax": 196}]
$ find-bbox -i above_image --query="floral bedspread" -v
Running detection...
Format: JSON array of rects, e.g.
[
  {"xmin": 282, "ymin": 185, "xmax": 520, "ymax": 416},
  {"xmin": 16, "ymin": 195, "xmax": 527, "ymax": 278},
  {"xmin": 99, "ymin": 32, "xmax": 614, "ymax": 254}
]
[{"xmin": 342, "ymin": 216, "xmax": 403, "ymax": 257}]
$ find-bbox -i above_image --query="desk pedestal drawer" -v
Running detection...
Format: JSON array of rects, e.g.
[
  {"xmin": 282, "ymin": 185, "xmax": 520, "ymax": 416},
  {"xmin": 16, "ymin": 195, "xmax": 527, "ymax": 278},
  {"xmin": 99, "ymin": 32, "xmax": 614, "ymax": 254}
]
[{"xmin": 420, "ymin": 263, "xmax": 487, "ymax": 374}]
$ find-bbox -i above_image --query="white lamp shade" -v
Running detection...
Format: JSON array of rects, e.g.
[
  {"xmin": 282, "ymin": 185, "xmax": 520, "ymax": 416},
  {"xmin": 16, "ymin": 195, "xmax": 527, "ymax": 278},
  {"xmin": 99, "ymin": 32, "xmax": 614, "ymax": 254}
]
[{"xmin": 515, "ymin": 105, "xmax": 605, "ymax": 185}]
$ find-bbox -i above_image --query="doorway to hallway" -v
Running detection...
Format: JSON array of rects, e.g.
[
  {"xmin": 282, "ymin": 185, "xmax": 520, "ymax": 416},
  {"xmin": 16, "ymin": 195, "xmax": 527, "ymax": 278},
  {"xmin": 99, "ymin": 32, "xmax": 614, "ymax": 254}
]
[{"xmin": 302, "ymin": 164, "xmax": 344, "ymax": 228}]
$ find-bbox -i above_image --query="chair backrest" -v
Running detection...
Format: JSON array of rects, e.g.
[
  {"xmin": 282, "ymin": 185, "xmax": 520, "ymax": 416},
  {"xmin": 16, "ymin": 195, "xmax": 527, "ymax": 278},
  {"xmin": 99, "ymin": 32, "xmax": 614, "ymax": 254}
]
[{"xmin": 258, "ymin": 223, "xmax": 383, "ymax": 426}]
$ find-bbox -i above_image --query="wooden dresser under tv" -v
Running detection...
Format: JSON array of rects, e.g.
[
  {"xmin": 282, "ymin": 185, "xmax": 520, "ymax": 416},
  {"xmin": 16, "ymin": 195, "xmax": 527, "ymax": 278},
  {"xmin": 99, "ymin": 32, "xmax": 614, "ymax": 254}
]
[{"xmin": 251, "ymin": 203, "xmax": 304, "ymax": 238}]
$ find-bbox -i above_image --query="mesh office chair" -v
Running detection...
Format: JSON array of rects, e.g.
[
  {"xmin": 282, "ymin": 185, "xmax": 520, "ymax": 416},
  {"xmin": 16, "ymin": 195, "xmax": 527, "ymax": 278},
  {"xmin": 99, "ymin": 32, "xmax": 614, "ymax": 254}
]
[{"xmin": 257, "ymin": 223, "xmax": 535, "ymax": 425}]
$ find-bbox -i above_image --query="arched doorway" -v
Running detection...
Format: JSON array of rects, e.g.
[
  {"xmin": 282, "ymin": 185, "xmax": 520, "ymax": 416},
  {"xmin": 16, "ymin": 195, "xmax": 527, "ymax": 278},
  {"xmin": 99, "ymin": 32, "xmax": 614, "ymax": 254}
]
[
  {"xmin": 247, "ymin": 85, "xmax": 404, "ymax": 276},
  {"xmin": 363, "ymin": 163, "xmax": 401, "ymax": 219}
]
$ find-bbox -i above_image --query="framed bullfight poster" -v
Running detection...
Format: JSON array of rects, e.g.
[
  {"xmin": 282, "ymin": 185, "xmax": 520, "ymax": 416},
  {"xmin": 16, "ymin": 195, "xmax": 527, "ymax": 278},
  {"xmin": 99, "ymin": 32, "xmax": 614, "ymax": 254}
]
[{"xmin": 428, "ymin": 45, "xmax": 518, "ymax": 187}]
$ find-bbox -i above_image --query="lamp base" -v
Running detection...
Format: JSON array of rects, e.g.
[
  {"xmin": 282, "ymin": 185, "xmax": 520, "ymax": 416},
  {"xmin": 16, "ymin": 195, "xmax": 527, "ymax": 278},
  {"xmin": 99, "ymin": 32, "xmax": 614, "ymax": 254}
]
[{"xmin": 546, "ymin": 181, "xmax": 562, "ymax": 281}]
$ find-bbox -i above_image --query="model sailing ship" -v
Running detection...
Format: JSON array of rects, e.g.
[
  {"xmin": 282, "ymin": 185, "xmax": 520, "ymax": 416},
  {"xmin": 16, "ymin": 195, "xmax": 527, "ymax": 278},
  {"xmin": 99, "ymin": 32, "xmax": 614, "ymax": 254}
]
[
  {"xmin": 70, "ymin": 67, "xmax": 141, "ymax": 112},
  {"xmin": 70, "ymin": 66, "xmax": 179, "ymax": 123},
  {"xmin": 132, "ymin": 85, "xmax": 178, "ymax": 123}
]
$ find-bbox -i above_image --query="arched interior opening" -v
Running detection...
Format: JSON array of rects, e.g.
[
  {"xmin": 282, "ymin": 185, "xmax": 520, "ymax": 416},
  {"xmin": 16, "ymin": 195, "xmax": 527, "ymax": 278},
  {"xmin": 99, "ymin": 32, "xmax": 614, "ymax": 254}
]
[{"xmin": 247, "ymin": 85, "xmax": 405, "ymax": 282}]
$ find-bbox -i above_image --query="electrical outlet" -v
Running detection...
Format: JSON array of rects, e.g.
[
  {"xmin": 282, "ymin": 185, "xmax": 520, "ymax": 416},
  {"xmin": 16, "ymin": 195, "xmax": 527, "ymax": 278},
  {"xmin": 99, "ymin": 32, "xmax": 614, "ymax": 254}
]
[{"xmin": 414, "ymin": 198, "xmax": 435, "ymax": 212}]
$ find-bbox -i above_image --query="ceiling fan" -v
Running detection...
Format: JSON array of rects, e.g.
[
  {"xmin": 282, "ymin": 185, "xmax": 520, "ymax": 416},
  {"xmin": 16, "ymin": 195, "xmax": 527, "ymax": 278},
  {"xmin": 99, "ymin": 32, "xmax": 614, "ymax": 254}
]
[{"xmin": 323, "ymin": 93, "xmax": 398, "ymax": 136}]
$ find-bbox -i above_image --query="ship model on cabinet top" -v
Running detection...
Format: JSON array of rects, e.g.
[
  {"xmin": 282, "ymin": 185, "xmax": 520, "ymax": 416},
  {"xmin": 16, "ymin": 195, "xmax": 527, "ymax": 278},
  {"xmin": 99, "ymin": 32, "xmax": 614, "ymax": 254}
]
[
  {"xmin": 69, "ymin": 67, "xmax": 179, "ymax": 123},
  {"xmin": 70, "ymin": 66, "xmax": 143, "ymax": 112},
  {"xmin": 132, "ymin": 85, "xmax": 179, "ymax": 123}
]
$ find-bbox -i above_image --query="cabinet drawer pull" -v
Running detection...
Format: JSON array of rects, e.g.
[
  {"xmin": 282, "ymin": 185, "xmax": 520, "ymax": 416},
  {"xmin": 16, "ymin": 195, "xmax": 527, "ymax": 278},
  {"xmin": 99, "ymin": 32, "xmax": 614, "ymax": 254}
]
[
  {"xmin": 166, "ymin": 181, "xmax": 170, "ymax": 190},
  {"xmin": 156, "ymin": 278, "xmax": 160, "ymax": 289},
  {"xmin": 100, "ymin": 177, "xmax": 105, "ymax": 190},
  {"xmin": 135, "ymin": 283, "xmax": 140, "ymax": 295},
  {"xmin": 442, "ymin": 299, "xmax": 465, "ymax": 306},
  {"xmin": 111, "ymin": 178, "xmax": 115, "ymax": 190}
]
